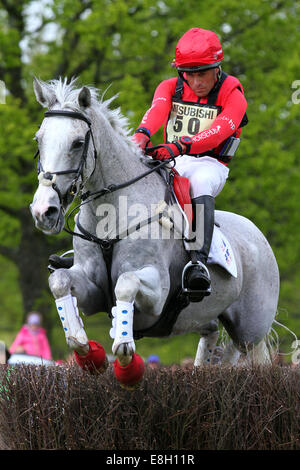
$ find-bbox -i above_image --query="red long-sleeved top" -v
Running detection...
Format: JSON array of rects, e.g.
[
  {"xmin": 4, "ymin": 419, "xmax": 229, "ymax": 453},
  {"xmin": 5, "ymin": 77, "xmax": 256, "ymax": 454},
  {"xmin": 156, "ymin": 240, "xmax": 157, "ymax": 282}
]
[{"xmin": 139, "ymin": 75, "xmax": 247, "ymax": 156}]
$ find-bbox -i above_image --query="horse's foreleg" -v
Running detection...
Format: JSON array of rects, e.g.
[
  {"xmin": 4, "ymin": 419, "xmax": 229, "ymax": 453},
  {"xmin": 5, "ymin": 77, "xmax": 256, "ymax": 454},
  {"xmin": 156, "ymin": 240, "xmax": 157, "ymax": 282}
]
[
  {"xmin": 49, "ymin": 266, "xmax": 108, "ymax": 373},
  {"xmin": 111, "ymin": 267, "xmax": 163, "ymax": 388},
  {"xmin": 49, "ymin": 267, "xmax": 90, "ymax": 355},
  {"xmin": 55, "ymin": 292, "xmax": 89, "ymax": 355},
  {"xmin": 110, "ymin": 272, "xmax": 144, "ymax": 390},
  {"xmin": 111, "ymin": 272, "xmax": 140, "ymax": 363}
]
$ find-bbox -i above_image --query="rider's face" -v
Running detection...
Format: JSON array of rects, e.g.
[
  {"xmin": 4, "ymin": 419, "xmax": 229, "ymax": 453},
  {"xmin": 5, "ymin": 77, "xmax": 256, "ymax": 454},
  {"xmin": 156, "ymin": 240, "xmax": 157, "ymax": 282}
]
[{"xmin": 185, "ymin": 68, "xmax": 219, "ymax": 97}]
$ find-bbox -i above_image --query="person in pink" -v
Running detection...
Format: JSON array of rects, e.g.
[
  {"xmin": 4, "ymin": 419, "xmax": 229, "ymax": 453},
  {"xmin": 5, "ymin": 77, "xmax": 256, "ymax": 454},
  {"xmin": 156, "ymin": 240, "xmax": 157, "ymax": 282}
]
[{"xmin": 9, "ymin": 312, "xmax": 52, "ymax": 360}]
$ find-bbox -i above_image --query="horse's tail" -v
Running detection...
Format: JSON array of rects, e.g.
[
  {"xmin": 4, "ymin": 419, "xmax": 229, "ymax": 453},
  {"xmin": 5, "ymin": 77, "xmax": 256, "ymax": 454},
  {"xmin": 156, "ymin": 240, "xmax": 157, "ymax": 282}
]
[{"xmin": 266, "ymin": 315, "xmax": 298, "ymax": 364}]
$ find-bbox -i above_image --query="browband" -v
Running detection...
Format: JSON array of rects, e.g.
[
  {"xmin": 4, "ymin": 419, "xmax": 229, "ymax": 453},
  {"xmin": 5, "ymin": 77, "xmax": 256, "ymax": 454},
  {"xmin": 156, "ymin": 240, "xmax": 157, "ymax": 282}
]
[{"xmin": 44, "ymin": 110, "xmax": 92, "ymax": 127}]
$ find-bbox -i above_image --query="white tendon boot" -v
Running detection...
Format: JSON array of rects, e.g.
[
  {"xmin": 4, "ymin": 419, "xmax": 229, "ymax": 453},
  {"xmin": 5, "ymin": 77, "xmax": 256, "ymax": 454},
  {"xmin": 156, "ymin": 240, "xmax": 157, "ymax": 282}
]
[
  {"xmin": 110, "ymin": 300, "xmax": 135, "ymax": 356},
  {"xmin": 56, "ymin": 294, "xmax": 89, "ymax": 355}
]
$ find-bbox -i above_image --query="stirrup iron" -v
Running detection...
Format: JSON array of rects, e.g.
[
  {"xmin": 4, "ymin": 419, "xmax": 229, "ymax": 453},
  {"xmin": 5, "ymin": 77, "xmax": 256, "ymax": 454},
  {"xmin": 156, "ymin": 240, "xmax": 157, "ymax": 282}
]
[{"xmin": 182, "ymin": 260, "xmax": 211, "ymax": 302}]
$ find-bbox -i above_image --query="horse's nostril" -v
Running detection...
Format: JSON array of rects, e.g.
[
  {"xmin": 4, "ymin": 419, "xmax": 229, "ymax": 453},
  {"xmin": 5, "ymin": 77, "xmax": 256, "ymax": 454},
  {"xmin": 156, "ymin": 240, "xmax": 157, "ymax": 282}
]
[{"xmin": 45, "ymin": 206, "xmax": 58, "ymax": 218}]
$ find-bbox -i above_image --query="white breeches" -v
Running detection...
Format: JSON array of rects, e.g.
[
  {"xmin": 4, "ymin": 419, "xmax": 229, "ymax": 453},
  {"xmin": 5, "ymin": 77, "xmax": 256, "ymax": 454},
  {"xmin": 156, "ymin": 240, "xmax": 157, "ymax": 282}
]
[{"xmin": 175, "ymin": 155, "xmax": 230, "ymax": 198}]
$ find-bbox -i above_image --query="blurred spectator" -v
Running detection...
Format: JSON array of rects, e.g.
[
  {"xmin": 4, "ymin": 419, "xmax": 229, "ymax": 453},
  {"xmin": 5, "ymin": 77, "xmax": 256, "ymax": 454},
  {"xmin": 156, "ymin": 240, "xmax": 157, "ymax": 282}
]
[
  {"xmin": 9, "ymin": 312, "xmax": 52, "ymax": 360},
  {"xmin": 147, "ymin": 354, "xmax": 160, "ymax": 368}
]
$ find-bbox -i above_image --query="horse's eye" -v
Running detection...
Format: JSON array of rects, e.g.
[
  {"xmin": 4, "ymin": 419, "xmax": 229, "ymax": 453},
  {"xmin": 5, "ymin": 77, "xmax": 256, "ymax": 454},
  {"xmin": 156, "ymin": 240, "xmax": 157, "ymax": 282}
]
[{"xmin": 71, "ymin": 139, "xmax": 84, "ymax": 150}]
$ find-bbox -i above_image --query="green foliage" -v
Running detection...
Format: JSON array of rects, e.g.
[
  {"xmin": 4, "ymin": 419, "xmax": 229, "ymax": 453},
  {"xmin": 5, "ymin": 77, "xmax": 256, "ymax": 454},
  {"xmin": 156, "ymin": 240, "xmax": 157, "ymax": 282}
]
[
  {"xmin": 0, "ymin": 0, "xmax": 299, "ymax": 362},
  {"xmin": 0, "ymin": 255, "xmax": 23, "ymax": 345}
]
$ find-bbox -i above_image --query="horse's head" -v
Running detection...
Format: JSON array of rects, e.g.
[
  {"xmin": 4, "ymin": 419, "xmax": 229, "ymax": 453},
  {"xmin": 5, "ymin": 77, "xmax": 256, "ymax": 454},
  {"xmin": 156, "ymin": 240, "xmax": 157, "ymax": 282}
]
[{"xmin": 30, "ymin": 77, "xmax": 97, "ymax": 234}]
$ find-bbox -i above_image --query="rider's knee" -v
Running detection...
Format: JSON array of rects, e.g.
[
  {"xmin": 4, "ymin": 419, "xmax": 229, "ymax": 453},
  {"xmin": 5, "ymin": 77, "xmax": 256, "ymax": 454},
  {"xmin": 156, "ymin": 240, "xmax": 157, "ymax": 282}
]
[{"xmin": 189, "ymin": 175, "xmax": 214, "ymax": 198}]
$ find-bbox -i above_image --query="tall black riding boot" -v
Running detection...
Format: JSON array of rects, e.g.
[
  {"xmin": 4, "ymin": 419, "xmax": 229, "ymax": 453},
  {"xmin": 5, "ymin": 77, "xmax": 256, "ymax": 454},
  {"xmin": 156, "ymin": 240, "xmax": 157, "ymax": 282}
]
[{"xmin": 182, "ymin": 195, "xmax": 215, "ymax": 302}]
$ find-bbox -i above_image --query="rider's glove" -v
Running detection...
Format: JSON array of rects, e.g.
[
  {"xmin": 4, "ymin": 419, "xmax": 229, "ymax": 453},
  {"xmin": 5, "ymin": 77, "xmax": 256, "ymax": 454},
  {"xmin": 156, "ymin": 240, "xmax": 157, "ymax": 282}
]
[
  {"xmin": 147, "ymin": 142, "xmax": 182, "ymax": 161},
  {"xmin": 147, "ymin": 136, "xmax": 192, "ymax": 161},
  {"xmin": 132, "ymin": 127, "xmax": 151, "ymax": 151}
]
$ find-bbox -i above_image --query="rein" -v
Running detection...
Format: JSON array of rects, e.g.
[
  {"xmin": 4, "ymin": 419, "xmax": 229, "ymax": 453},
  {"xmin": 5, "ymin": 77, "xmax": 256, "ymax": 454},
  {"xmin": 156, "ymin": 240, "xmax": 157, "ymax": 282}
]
[{"xmin": 64, "ymin": 147, "xmax": 178, "ymax": 251}]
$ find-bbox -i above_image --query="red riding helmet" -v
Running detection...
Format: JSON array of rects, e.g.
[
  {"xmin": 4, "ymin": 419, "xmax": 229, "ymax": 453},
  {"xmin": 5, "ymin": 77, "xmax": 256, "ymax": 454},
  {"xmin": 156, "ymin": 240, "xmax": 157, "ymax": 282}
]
[{"xmin": 174, "ymin": 28, "xmax": 223, "ymax": 72}]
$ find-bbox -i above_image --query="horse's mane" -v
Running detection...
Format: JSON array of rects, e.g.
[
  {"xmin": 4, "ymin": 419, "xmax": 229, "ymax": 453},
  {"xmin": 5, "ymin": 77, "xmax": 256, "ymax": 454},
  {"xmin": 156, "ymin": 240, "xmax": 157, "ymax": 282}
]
[{"xmin": 43, "ymin": 77, "xmax": 133, "ymax": 140}]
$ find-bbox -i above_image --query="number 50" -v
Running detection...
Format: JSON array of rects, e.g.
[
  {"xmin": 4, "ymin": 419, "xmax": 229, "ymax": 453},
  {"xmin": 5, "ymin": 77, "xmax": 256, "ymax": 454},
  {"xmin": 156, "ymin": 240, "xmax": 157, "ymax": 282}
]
[{"xmin": 173, "ymin": 116, "xmax": 201, "ymax": 135}]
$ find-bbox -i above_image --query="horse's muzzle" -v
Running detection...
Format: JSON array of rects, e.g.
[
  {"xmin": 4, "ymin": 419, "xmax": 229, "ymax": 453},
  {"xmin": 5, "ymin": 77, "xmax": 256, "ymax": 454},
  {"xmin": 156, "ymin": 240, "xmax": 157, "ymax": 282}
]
[
  {"xmin": 30, "ymin": 186, "xmax": 64, "ymax": 234},
  {"xmin": 31, "ymin": 203, "xmax": 64, "ymax": 234}
]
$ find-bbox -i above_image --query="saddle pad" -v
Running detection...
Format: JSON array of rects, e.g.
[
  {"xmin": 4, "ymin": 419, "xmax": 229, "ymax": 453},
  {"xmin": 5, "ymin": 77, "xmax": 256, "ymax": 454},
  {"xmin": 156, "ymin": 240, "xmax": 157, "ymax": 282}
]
[
  {"xmin": 208, "ymin": 225, "xmax": 237, "ymax": 278},
  {"xmin": 173, "ymin": 173, "xmax": 193, "ymax": 225}
]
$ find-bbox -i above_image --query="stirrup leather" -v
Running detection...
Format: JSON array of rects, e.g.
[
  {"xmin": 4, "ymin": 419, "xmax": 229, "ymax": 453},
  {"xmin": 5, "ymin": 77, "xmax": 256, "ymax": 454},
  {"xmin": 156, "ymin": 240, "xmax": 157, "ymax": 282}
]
[{"xmin": 182, "ymin": 260, "xmax": 211, "ymax": 302}]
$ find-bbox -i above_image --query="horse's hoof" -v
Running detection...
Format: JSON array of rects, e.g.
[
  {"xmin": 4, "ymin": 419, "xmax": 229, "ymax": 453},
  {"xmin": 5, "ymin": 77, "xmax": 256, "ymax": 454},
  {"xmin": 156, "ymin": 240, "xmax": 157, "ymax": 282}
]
[
  {"xmin": 114, "ymin": 352, "xmax": 145, "ymax": 388},
  {"xmin": 74, "ymin": 340, "xmax": 108, "ymax": 374},
  {"xmin": 67, "ymin": 337, "xmax": 90, "ymax": 355},
  {"xmin": 112, "ymin": 341, "xmax": 135, "ymax": 357}
]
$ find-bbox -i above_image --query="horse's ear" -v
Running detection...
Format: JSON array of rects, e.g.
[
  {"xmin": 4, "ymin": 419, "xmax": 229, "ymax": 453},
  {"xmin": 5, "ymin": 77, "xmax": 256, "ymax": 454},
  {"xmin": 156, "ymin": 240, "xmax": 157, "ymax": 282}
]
[
  {"xmin": 78, "ymin": 86, "xmax": 91, "ymax": 108},
  {"xmin": 33, "ymin": 77, "xmax": 56, "ymax": 108}
]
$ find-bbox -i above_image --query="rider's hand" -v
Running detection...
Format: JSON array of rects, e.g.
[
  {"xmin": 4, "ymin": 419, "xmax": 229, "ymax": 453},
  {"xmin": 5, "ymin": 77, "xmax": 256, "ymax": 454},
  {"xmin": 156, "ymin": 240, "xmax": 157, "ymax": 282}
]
[
  {"xmin": 147, "ymin": 141, "xmax": 186, "ymax": 161},
  {"xmin": 132, "ymin": 128, "xmax": 151, "ymax": 151},
  {"xmin": 146, "ymin": 137, "xmax": 192, "ymax": 161},
  {"xmin": 132, "ymin": 132, "xmax": 150, "ymax": 151}
]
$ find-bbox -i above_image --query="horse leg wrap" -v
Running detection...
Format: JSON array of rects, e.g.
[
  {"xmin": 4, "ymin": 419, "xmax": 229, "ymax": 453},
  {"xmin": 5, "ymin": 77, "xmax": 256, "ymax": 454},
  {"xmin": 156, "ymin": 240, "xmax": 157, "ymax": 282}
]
[
  {"xmin": 110, "ymin": 300, "xmax": 135, "ymax": 355},
  {"xmin": 55, "ymin": 294, "xmax": 88, "ymax": 351},
  {"xmin": 74, "ymin": 340, "xmax": 108, "ymax": 374},
  {"xmin": 114, "ymin": 352, "xmax": 145, "ymax": 386}
]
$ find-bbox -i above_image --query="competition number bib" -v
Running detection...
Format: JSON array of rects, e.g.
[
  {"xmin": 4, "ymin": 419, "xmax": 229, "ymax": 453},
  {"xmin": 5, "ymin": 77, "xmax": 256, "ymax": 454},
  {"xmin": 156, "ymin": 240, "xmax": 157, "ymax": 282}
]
[{"xmin": 166, "ymin": 99, "xmax": 221, "ymax": 143}]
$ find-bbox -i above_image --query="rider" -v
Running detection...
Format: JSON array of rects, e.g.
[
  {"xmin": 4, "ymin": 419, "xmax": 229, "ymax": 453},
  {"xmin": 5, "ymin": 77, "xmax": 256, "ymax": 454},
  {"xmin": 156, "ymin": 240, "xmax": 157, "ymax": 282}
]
[{"xmin": 132, "ymin": 27, "xmax": 248, "ymax": 301}]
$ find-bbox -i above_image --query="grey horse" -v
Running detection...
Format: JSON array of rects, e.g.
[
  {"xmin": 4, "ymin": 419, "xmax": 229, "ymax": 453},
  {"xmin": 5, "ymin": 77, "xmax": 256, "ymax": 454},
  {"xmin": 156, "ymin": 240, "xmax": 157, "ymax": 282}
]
[{"xmin": 30, "ymin": 78, "xmax": 279, "ymax": 384}]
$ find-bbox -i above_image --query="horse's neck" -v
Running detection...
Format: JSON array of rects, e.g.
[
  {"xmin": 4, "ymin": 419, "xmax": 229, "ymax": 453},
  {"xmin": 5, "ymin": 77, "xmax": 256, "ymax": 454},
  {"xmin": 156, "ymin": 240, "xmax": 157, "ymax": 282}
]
[
  {"xmin": 88, "ymin": 110, "xmax": 164, "ymax": 206},
  {"xmin": 79, "ymin": 109, "xmax": 166, "ymax": 234},
  {"xmin": 87, "ymin": 112, "xmax": 132, "ymax": 183}
]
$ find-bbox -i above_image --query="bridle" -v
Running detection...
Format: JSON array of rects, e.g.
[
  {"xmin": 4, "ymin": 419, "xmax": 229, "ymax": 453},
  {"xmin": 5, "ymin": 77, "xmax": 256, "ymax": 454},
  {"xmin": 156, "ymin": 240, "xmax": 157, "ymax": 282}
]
[
  {"xmin": 34, "ymin": 109, "xmax": 97, "ymax": 210},
  {"xmin": 33, "ymin": 108, "xmax": 190, "ymax": 253}
]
